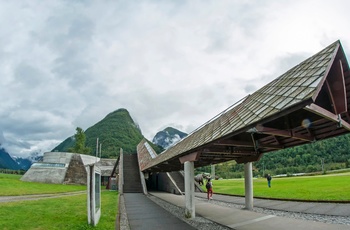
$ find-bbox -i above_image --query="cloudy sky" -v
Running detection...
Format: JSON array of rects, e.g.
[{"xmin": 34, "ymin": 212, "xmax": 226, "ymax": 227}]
[{"xmin": 1, "ymin": 0, "xmax": 350, "ymax": 158}]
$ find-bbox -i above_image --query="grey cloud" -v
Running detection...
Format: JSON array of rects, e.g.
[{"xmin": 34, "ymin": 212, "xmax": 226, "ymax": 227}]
[
  {"xmin": 31, "ymin": 7, "xmax": 96, "ymax": 88},
  {"xmin": 13, "ymin": 62, "xmax": 45, "ymax": 86},
  {"xmin": 205, "ymin": 2, "xmax": 266, "ymax": 53},
  {"xmin": 0, "ymin": 131, "xmax": 5, "ymax": 145},
  {"xmin": 244, "ymin": 84, "xmax": 257, "ymax": 94},
  {"xmin": 1, "ymin": 0, "xmax": 350, "ymax": 158},
  {"xmin": 274, "ymin": 52, "xmax": 310, "ymax": 75},
  {"xmin": 0, "ymin": 129, "xmax": 31, "ymax": 154},
  {"xmin": 1, "ymin": 111, "xmax": 64, "ymax": 138}
]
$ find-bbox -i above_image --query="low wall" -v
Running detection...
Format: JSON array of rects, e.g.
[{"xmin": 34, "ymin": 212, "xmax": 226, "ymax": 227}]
[{"xmin": 21, "ymin": 166, "xmax": 67, "ymax": 184}]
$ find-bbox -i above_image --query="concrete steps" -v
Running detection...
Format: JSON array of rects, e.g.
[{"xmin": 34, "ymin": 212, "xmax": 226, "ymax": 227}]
[{"xmin": 123, "ymin": 154, "xmax": 143, "ymax": 193}]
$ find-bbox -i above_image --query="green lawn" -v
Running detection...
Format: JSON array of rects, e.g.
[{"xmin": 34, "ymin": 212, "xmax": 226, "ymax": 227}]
[
  {"xmin": 205, "ymin": 172, "xmax": 350, "ymax": 201},
  {"xmin": 1, "ymin": 172, "xmax": 349, "ymax": 229},
  {"xmin": 0, "ymin": 174, "xmax": 85, "ymax": 195},
  {"xmin": 0, "ymin": 173, "xmax": 118, "ymax": 229}
]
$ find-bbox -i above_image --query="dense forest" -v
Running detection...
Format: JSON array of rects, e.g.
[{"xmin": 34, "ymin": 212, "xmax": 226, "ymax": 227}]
[{"xmin": 196, "ymin": 133, "xmax": 350, "ymax": 178}]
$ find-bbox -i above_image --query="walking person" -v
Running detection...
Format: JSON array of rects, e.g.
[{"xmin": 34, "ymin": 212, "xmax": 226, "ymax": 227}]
[
  {"xmin": 206, "ymin": 178, "xmax": 213, "ymax": 200},
  {"xmin": 267, "ymin": 174, "xmax": 272, "ymax": 188}
]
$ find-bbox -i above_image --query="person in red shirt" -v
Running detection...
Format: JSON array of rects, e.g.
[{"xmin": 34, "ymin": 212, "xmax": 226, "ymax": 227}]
[{"xmin": 206, "ymin": 178, "xmax": 213, "ymax": 200}]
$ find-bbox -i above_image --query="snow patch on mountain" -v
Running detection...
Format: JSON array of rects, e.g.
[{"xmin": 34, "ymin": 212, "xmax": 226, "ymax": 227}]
[{"xmin": 152, "ymin": 127, "xmax": 187, "ymax": 149}]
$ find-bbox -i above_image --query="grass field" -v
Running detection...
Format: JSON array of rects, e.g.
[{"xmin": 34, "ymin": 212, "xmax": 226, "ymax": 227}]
[
  {"xmin": 1, "ymin": 172, "xmax": 349, "ymax": 229},
  {"xmin": 0, "ymin": 173, "xmax": 86, "ymax": 196},
  {"xmin": 203, "ymin": 172, "xmax": 350, "ymax": 201},
  {"xmin": 0, "ymin": 173, "xmax": 118, "ymax": 229}
]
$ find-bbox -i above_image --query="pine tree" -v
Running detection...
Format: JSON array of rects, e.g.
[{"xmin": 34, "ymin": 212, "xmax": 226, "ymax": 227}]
[{"xmin": 68, "ymin": 127, "xmax": 91, "ymax": 154}]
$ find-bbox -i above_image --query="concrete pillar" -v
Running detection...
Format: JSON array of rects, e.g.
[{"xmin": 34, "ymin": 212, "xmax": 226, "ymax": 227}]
[
  {"xmin": 118, "ymin": 148, "xmax": 124, "ymax": 194},
  {"xmin": 211, "ymin": 164, "xmax": 215, "ymax": 179},
  {"xmin": 244, "ymin": 162, "xmax": 253, "ymax": 210},
  {"xmin": 184, "ymin": 161, "xmax": 195, "ymax": 218}
]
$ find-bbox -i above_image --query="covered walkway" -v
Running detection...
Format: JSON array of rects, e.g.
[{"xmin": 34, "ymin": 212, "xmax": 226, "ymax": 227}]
[
  {"xmin": 128, "ymin": 40, "xmax": 350, "ymax": 223},
  {"xmin": 138, "ymin": 40, "xmax": 350, "ymax": 173}
]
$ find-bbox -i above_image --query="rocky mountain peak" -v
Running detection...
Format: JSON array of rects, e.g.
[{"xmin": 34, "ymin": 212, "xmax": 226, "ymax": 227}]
[{"xmin": 152, "ymin": 127, "xmax": 187, "ymax": 149}]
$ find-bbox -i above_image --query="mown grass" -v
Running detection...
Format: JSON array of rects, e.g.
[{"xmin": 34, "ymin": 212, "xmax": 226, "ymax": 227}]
[
  {"xmin": 0, "ymin": 173, "xmax": 118, "ymax": 229},
  {"xmin": 0, "ymin": 191, "xmax": 118, "ymax": 230},
  {"xmin": 0, "ymin": 173, "xmax": 85, "ymax": 196},
  {"xmin": 204, "ymin": 172, "xmax": 350, "ymax": 201}
]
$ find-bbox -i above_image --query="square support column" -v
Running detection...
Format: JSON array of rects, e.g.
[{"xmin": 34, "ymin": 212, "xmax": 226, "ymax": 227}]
[
  {"xmin": 244, "ymin": 162, "xmax": 253, "ymax": 210},
  {"xmin": 184, "ymin": 161, "xmax": 195, "ymax": 218},
  {"xmin": 211, "ymin": 164, "xmax": 215, "ymax": 179}
]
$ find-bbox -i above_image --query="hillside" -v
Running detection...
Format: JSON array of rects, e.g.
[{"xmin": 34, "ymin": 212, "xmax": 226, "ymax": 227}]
[
  {"xmin": 52, "ymin": 108, "xmax": 163, "ymax": 158},
  {"xmin": 197, "ymin": 133, "xmax": 350, "ymax": 178},
  {"xmin": 152, "ymin": 127, "xmax": 188, "ymax": 149},
  {"xmin": 0, "ymin": 147, "xmax": 21, "ymax": 170}
]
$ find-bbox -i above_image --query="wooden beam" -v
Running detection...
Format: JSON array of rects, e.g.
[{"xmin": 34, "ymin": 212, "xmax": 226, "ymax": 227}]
[
  {"xmin": 326, "ymin": 59, "xmax": 347, "ymax": 114},
  {"xmin": 235, "ymin": 153, "xmax": 264, "ymax": 164},
  {"xmin": 213, "ymin": 139, "xmax": 283, "ymax": 150},
  {"xmin": 259, "ymin": 144, "xmax": 283, "ymax": 150},
  {"xmin": 305, "ymin": 103, "xmax": 350, "ymax": 131},
  {"xmin": 214, "ymin": 140, "xmax": 254, "ymax": 147},
  {"xmin": 202, "ymin": 152, "xmax": 256, "ymax": 157},
  {"xmin": 255, "ymin": 124, "xmax": 314, "ymax": 142},
  {"xmin": 179, "ymin": 151, "xmax": 201, "ymax": 164}
]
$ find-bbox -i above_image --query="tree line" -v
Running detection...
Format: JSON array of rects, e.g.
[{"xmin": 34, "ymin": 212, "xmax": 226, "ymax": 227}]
[{"xmin": 196, "ymin": 133, "xmax": 350, "ymax": 178}]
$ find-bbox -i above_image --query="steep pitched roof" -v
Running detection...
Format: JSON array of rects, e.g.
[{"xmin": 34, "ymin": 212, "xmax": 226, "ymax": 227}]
[{"xmin": 138, "ymin": 40, "xmax": 350, "ymax": 172}]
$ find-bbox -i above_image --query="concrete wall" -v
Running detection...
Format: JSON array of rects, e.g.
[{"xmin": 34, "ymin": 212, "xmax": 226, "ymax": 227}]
[
  {"xmin": 147, "ymin": 172, "xmax": 181, "ymax": 194},
  {"xmin": 80, "ymin": 154, "xmax": 100, "ymax": 166},
  {"xmin": 21, "ymin": 166, "xmax": 67, "ymax": 184},
  {"xmin": 64, "ymin": 154, "xmax": 87, "ymax": 185},
  {"xmin": 44, "ymin": 152, "xmax": 100, "ymax": 167},
  {"xmin": 43, "ymin": 152, "xmax": 73, "ymax": 166},
  {"xmin": 22, "ymin": 152, "xmax": 101, "ymax": 185}
]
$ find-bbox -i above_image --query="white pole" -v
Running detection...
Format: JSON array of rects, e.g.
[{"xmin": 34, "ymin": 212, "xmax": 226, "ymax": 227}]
[
  {"xmin": 99, "ymin": 143, "xmax": 102, "ymax": 158},
  {"xmin": 211, "ymin": 164, "xmax": 215, "ymax": 179},
  {"xmin": 96, "ymin": 138, "xmax": 99, "ymax": 158}
]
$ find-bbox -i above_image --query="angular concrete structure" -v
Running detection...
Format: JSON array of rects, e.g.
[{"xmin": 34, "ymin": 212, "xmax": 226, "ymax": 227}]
[{"xmin": 21, "ymin": 152, "xmax": 101, "ymax": 185}]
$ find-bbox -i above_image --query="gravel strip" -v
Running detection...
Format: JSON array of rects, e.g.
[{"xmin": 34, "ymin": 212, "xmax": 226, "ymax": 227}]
[
  {"xmin": 148, "ymin": 194, "xmax": 350, "ymax": 229},
  {"xmin": 196, "ymin": 197, "xmax": 350, "ymax": 226},
  {"xmin": 148, "ymin": 195, "xmax": 231, "ymax": 230}
]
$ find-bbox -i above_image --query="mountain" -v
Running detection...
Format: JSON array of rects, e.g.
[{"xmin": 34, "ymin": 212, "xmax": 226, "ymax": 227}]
[
  {"xmin": 152, "ymin": 127, "xmax": 188, "ymax": 149},
  {"xmin": 0, "ymin": 147, "xmax": 21, "ymax": 170},
  {"xmin": 13, "ymin": 157, "xmax": 33, "ymax": 170},
  {"xmin": 52, "ymin": 108, "xmax": 163, "ymax": 158}
]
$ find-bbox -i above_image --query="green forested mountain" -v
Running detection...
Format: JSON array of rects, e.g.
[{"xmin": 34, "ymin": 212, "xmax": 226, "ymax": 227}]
[
  {"xmin": 197, "ymin": 133, "xmax": 350, "ymax": 178},
  {"xmin": 52, "ymin": 108, "xmax": 163, "ymax": 158}
]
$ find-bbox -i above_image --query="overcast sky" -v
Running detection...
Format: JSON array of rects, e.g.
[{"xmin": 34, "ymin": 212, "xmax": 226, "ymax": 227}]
[{"xmin": 1, "ymin": 0, "xmax": 350, "ymax": 158}]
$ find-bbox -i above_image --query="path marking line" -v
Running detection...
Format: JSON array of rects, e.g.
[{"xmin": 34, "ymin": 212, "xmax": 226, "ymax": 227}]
[{"xmin": 228, "ymin": 215, "xmax": 275, "ymax": 228}]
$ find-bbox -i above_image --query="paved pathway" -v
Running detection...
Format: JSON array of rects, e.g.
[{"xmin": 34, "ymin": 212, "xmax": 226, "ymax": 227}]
[
  {"xmin": 124, "ymin": 193, "xmax": 195, "ymax": 230},
  {"xmin": 150, "ymin": 192, "xmax": 350, "ymax": 230}
]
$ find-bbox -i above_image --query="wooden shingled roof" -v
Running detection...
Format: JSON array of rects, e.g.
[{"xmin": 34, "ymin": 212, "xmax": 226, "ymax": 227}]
[{"xmin": 138, "ymin": 40, "xmax": 350, "ymax": 173}]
